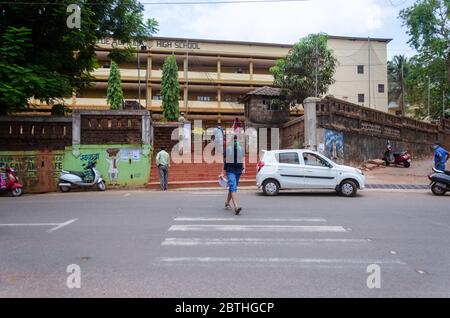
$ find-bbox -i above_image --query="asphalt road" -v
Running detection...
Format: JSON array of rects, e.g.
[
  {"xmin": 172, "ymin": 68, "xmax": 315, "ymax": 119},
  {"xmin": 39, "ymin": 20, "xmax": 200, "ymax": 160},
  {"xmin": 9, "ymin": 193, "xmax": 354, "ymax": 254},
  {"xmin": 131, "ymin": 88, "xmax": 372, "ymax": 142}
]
[{"xmin": 0, "ymin": 188, "xmax": 449, "ymax": 297}]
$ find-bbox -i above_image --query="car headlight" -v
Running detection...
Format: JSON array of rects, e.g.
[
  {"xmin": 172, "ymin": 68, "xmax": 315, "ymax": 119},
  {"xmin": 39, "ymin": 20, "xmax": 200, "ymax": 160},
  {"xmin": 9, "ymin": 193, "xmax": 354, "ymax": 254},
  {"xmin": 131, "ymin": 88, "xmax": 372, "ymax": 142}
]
[{"xmin": 355, "ymin": 168, "xmax": 364, "ymax": 175}]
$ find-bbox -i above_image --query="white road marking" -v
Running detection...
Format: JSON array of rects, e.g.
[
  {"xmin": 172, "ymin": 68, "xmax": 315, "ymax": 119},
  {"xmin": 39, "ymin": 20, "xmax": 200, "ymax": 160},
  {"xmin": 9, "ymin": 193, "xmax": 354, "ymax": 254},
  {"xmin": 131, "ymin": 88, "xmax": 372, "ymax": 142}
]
[
  {"xmin": 0, "ymin": 222, "xmax": 60, "ymax": 227},
  {"xmin": 157, "ymin": 257, "xmax": 406, "ymax": 265},
  {"xmin": 174, "ymin": 217, "xmax": 327, "ymax": 222},
  {"xmin": 46, "ymin": 219, "xmax": 78, "ymax": 233},
  {"xmin": 168, "ymin": 224, "xmax": 347, "ymax": 232},
  {"xmin": 162, "ymin": 237, "xmax": 369, "ymax": 246},
  {"xmin": 124, "ymin": 193, "xmax": 131, "ymax": 197},
  {"xmin": 0, "ymin": 219, "xmax": 77, "ymax": 233}
]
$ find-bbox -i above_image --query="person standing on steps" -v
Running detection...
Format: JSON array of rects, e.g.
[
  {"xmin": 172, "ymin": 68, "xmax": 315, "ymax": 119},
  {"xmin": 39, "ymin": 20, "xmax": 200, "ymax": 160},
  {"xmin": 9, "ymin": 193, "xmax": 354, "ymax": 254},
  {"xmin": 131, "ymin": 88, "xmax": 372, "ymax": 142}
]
[
  {"xmin": 156, "ymin": 146, "xmax": 170, "ymax": 191},
  {"xmin": 221, "ymin": 135, "xmax": 245, "ymax": 215}
]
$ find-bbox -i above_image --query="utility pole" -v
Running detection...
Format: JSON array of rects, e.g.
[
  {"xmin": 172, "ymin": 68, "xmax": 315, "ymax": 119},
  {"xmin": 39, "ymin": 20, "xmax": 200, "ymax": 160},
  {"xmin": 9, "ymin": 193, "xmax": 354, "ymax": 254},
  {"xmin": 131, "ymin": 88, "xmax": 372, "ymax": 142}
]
[
  {"xmin": 185, "ymin": 39, "xmax": 189, "ymax": 116},
  {"xmin": 137, "ymin": 42, "xmax": 141, "ymax": 106},
  {"xmin": 427, "ymin": 76, "xmax": 431, "ymax": 118},
  {"xmin": 401, "ymin": 61, "xmax": 405, "ymax": 117},
  {"xmin": 315, "ymin": 37, "xmax": 318, "ymax": 98},
  {"xmin": 368, "ymin": 37, "xmax": 372, "ymax": 108}
]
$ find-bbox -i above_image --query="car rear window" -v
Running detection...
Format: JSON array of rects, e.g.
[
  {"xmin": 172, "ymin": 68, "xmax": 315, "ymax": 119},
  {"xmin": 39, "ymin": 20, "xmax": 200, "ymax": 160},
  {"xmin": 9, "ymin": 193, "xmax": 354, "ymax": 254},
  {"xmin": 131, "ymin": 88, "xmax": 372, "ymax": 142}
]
[{"xmin": 276, "ymin": 152, "xmax": 299, "ymax": 164}]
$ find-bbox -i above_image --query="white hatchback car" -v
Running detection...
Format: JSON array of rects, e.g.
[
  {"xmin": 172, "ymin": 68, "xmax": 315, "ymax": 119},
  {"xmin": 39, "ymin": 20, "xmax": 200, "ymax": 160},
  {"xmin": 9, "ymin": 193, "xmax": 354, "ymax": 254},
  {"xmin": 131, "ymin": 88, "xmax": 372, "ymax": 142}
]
[{"xmin": 256, "ymin": 149, "xmax": 365, "ymax": 197}]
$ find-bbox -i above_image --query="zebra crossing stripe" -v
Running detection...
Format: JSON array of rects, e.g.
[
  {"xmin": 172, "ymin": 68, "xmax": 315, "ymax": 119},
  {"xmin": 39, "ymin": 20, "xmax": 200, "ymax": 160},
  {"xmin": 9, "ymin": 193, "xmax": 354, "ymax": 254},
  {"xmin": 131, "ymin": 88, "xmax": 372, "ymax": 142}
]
[
  {"xmin": 174, "ymin": 217, "xmax": 327, "ymax": 222},
  {"xmin": 157, "ymin": 257, "xmax": 406, "ymax": 265},
  {"xmin": 162, "ymin": 237, "xmax": 368, "ymax": 246},
  {"xmin": 168, "ymin": 224, "xmax": 347, "ymax": 232}
]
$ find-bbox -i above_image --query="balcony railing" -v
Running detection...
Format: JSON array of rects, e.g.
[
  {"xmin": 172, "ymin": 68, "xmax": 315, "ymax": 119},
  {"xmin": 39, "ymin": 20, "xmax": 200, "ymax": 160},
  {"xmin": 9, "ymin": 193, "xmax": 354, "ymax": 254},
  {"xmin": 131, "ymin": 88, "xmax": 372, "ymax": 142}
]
[{"xmin": 91, "ymin": 68, "xmax": 273, "ymax": 84}]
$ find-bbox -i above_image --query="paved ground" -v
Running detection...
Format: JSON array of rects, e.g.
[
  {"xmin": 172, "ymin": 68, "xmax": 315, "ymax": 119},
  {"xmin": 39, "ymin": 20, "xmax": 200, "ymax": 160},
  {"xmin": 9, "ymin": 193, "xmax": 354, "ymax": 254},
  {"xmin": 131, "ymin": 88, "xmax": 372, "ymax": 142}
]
[
  {"xmin": 364, "ymin": 157, "xmax": 434, "ymax": 185},
  {"xmin": 1, "ymin": 187, "xmax": 449, "ymax": 298}
]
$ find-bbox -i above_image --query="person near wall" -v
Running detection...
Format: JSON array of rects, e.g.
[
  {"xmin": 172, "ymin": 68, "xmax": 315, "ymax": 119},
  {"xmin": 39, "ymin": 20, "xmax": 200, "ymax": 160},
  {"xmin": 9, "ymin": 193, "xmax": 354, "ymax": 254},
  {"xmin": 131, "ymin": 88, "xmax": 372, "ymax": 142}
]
[
  {"xmin": 433, "ymin": 142, "xmax": 449, "ymax": 171},
  {"xmin": 221, "ymin": 135, "xmax": 245, "ymax": 215},
  {"xmin": 232, "ymin": 117, "xmax": 241, "ymax": 134},
  {"xmin": 156, "ymin": 146, "xmax": 170, "ymax": 191}
]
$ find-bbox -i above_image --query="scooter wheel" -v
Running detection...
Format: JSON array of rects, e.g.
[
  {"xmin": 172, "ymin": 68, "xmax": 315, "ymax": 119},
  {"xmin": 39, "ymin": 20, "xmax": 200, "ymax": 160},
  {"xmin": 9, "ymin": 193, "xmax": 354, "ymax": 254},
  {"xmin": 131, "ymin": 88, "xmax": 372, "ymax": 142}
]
[
  {"xmin": 11, "ymin": 188, "xmax": 23, "ymax": 197},
  {"xmin": 60, "ymin": 186, "xmax": 71, "ymax": 192},
  {"xmin": 431, "ymin": 183, "xmax": 446, "ymax": 196},
  {"xmin": 97, "ymin": 181, "xmax": 106, "ymax": 191},
  {"xmin": 403, "ymin": 162, "xmax": 411, "ymax": 168}
]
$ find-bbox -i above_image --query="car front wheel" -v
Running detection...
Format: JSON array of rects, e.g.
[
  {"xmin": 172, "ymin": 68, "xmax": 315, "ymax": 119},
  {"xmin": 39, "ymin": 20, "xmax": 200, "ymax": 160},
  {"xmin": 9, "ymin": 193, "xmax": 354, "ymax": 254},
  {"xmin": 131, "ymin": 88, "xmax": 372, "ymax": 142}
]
[
  {"xmin": 339, "ymin": 180, "xmax": 357, "ymax": 197},
  {"xmin": 262, "ymin": 179, "xmax": 280, "ymax": 196}
]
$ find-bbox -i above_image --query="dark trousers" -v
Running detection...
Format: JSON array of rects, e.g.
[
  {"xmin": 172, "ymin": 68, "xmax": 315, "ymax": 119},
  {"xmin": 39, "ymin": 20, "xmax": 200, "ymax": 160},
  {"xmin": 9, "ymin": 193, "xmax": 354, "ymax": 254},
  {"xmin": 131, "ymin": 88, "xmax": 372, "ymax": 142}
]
[{"xmin": 158, "ymin": 165, "xmax": 168, "ymax": 190}]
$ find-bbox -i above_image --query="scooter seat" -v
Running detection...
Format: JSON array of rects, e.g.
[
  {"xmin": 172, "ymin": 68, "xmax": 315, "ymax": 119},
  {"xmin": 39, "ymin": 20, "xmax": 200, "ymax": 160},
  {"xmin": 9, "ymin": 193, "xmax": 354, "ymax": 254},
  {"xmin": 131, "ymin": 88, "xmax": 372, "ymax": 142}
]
[{"xmin": 68, "ymin": 171, "xmax": 86, "ymax": 179}]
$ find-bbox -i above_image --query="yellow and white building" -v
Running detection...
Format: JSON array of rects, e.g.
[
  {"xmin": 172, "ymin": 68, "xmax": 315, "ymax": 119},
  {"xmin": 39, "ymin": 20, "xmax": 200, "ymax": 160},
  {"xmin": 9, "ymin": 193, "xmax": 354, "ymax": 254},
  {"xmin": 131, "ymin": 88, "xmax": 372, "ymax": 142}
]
[{"xmin": 34, "ymin": 35, "xmax": 391, "ymax": 127}]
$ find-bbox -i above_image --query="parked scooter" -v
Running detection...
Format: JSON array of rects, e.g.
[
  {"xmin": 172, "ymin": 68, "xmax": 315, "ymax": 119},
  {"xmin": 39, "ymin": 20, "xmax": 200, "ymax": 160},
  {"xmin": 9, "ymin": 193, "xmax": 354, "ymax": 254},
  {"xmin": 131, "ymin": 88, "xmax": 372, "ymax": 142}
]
[
  {"xmin": 58, "ymin": 161, "xmax": 106, "ymax": 192},
  {"xmin": 382, "ymin": 143, "xmax": 412, "ymax": 168},
  {"xmin": 0, "ymin": 165, "xmax": 24, "ymax": 197},
  {"xmin": 428, "ymin": 167, "xmax": 450, "ymax": 196}
]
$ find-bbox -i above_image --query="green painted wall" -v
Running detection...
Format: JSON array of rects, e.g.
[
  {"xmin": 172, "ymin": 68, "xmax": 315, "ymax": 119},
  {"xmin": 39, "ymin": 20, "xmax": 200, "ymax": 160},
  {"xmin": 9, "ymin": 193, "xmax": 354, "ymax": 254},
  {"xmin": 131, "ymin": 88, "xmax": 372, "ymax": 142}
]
[{"xmin": 63, "ymin": 144, "xmax": 152, "ymax": 187}]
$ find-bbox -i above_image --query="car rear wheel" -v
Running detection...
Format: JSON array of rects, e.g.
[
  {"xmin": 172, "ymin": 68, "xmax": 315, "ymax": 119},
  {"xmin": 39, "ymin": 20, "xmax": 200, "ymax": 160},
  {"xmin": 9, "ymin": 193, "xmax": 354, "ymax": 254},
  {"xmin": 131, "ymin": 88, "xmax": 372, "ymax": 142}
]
[
  {"xmin": 339, "ymin": 180, "xmax": 357, "ymax": 197},
  {"xmin": 262, "ymin": 179, "xmax": 280, "ymax": 196},
  {"xmin": 431, "ymin": 183, "xmax": 446, "ymax": 196}
]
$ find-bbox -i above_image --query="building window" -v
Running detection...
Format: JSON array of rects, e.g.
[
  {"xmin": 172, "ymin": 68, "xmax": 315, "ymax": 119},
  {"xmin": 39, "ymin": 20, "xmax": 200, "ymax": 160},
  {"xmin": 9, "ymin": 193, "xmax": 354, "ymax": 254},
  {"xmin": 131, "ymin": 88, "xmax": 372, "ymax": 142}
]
[
  {"xmin": 153, "ymin": 95, "xmax": 162, "ymax": 100},
  {"xmin": 357, "ymin": 65, "xmax": 364, "ymax": 74},
  {"xmin": 358, "ymin": 94, "xmax": 365, "ymax": 103},
  {"xmin": 197, "ymin": 96, "xmax": 211, "ymax": 101},
  {"xmin": 378, "ymin": 84, "xmax": 385, "ymax": 93}
]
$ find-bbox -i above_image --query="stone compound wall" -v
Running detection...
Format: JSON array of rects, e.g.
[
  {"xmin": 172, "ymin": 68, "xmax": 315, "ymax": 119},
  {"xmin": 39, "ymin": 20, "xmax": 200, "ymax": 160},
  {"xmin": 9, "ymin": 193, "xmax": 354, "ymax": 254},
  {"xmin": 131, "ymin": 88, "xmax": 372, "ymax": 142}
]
[
  {"xmin": 0, "ymin": 110, "xmax": 152, "ymax": 193},
  {"xmin": 281, "ymin": 97, "xmax": 449, "ymax": 165}
]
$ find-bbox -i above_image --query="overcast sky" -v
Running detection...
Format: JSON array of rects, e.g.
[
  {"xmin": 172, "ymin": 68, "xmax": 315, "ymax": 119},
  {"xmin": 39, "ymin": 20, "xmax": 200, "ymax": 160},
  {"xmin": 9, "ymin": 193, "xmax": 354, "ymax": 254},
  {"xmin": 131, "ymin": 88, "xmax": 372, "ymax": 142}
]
[{"xmin": 143, "ymin": 0, "xmax": 417, "ymax": 60}]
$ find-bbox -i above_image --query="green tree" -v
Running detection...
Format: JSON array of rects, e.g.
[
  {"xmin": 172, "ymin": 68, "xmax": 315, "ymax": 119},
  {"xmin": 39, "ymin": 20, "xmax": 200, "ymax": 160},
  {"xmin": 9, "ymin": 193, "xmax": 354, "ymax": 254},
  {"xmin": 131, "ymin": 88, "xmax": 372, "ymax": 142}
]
[
  {"xmin": 107, "ymin": 61, "xmax": 123, "ymax": 110},
  {"xmin": 399, "ymin": 0, "xmax": 449, "ymax": 119},
  {"xmin": 0, "ymin": 0, "xmax": 158, "ymax": 114},
  {"xmin": 388, "ymin": 55, "xmax": 411, "ymax": 116},
  {"xmin": 270, "ymin": 33, "xmax": 338, "ymax": 107},
  {"xmin": 161, "ymin": 55, "xmax": 180, "ymax": 121}
]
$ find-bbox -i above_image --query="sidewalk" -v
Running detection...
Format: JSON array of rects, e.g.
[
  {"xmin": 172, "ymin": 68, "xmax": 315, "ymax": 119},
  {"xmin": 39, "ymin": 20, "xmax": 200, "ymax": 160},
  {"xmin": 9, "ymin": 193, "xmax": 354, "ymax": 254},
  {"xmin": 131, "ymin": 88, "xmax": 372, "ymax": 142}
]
[{"xmin": 364, "ymin": 157, "xmax": 433, "ymax": 185}]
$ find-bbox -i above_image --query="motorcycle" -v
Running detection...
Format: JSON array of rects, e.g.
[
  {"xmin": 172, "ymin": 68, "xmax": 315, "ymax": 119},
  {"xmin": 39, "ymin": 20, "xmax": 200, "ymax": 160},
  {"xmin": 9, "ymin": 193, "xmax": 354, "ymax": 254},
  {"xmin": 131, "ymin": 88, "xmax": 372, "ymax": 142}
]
[
  {"xmin": 383, "ymin": 144, "xmax": 412, "ymax": 168},
  {"xmin": 428, "ymin": 167, "xmax": 450, "ymax": 196},
  {"xmin": 0, "ymin": 166, "xmax": 24, "ymax": 197},
  {"xmin": 58, "ymin": 161, "xmax": 106, "ymax": 192}
]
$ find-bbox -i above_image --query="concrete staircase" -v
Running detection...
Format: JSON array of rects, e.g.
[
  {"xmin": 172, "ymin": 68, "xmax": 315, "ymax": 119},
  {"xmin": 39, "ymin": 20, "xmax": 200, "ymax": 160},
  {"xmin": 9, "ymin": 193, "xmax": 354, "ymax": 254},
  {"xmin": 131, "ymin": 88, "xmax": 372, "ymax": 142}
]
[{"xmin": 146, "ymin": 156, "xmax": 258, "ymax": 189}]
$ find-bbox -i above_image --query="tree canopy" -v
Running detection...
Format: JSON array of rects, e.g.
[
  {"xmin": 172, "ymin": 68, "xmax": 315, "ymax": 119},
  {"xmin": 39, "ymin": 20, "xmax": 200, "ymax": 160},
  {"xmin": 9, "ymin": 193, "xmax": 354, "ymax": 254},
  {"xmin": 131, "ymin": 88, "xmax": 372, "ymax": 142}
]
[
  {"xmin": 107, "ymin": 61, "xmax": 123, "ymax": 110},
  {"xmin": 270, "ymin": 33, "xmax": 338, "ymax": 107},
  {"xmin": 399, "ymin": 0, "xmax": 449, "ymax": 119},
  {"xmin": 0, "ymin": 0, "xmax": 158, "ymax": 114},
  {"xmin": 161, "ymin": 55, "xmax": 180, "ymax": 121}
]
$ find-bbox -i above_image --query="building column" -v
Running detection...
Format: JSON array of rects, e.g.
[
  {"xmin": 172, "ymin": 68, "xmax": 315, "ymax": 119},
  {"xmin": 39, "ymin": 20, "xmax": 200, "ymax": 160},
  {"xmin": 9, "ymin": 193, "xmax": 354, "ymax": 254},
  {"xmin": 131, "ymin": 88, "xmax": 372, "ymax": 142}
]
[
  {"xmin": 147, "ymin": 54, "xmax": 152, "ymax": 109},
  {"xmin": 184, "ymin": 58, "xmax": 189, "ymax": 110},
  {"xmin": 217, "ymin": 86, "xmax": 221, "ymax": 109},
  {"xmin": 147, "ymin": 86, "xmax": 152, "ymax": 108},
  {"xmin": 217, "ymin": 57, "xmax": 221, "ymax": 80},
  {"xmin": 249, "ymin": 59, "xmax": 254, "ymax": 81}
]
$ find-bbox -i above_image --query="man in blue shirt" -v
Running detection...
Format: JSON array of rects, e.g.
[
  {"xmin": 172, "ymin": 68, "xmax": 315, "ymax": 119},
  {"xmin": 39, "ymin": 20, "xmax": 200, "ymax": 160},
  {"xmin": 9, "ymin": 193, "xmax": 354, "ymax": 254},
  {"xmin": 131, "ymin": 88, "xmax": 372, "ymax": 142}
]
[{"xmin": 433, "ymin": 142, "xmax": 449, "ymax": 171}]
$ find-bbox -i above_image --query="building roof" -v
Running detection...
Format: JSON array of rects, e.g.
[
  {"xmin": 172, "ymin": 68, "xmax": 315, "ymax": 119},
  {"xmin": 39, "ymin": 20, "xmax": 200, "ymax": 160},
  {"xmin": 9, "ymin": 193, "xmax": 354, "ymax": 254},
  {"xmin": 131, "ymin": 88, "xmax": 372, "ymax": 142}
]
[
  {"xmin": 246, "ymin": 86, "xmax": 281, "ymax": 96},
  {"xmin": 149, "ymin": 35, "xmax": 392, "ymax": 47}
]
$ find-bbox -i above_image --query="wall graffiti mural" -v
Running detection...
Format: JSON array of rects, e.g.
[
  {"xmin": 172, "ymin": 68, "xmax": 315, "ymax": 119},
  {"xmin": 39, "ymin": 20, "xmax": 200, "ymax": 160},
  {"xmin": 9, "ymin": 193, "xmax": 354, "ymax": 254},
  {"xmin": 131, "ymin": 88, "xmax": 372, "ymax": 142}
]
[
  {"xmin": 106, "ymin": 148, "xmax": 120, "ymax": 184},
  {"xmin": 324, "ymin": 129, "xmax": 344, "ymax": 162}
]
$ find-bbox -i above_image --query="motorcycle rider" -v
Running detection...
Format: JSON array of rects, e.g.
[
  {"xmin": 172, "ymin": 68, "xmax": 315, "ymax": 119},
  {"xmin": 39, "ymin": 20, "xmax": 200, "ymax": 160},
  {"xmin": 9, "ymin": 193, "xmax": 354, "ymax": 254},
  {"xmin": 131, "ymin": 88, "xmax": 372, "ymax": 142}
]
[{"xmin": 433, "ymin": 142, "xmax": 449, "ymax": 171}]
